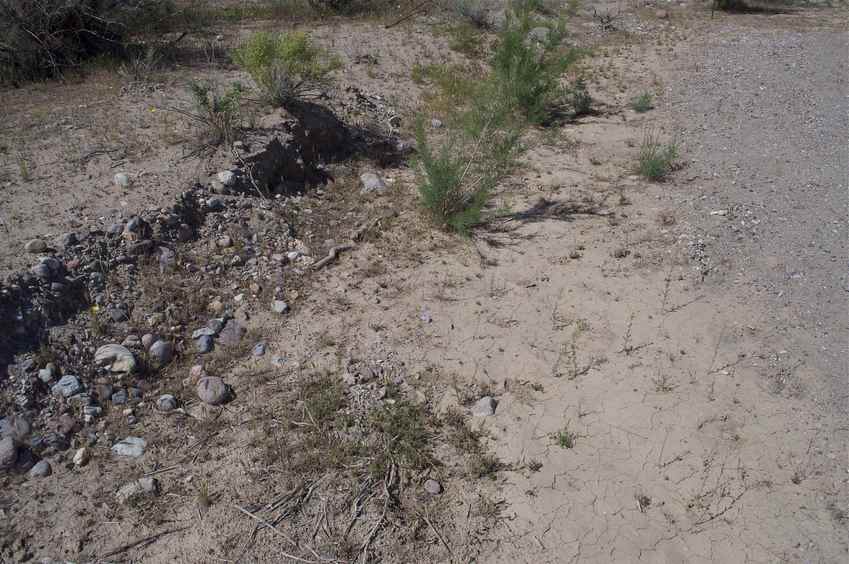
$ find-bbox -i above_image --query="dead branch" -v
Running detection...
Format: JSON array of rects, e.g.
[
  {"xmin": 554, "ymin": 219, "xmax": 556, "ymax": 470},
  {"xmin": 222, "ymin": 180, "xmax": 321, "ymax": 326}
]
[{"xmin": 100, "ymin": 526, "xmax": 189, "ymax": 559}]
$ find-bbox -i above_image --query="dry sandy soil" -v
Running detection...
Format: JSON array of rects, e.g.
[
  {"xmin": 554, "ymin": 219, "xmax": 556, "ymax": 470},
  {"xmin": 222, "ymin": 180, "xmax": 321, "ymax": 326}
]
[{"xmin": 1, "ymin": 1, "xmax": 847, "ymax": 563}]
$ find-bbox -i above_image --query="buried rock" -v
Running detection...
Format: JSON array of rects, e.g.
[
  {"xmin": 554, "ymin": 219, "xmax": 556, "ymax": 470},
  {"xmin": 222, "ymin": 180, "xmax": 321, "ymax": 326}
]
[
  {"xmin": 112, "ymin": 437, "xmax": 146, "ymax": 458},
  {"xmin": 217, "ymin": 319, "xmax": 246, "ymax": 347},
  {"xmin": 94, "ymin": 345, "xmax": 137, "ymax": 374},
  {"xmin": 116, "ymin": 477, "xmax": 160, "ymax": 504},
  {"xmin": 196, "ymin": 377, "xmax": 233, "ymax": 405}
]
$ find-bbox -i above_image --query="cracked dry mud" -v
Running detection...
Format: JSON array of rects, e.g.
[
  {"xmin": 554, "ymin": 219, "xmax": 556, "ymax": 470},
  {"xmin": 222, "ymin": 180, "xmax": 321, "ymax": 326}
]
[{"xmin": 1, "ymin": 3, "xmax": 847, "ymax": 563}]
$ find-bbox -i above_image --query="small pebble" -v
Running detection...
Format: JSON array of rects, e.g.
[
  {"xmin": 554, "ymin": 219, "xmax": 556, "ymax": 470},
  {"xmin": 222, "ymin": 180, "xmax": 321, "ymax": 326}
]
[
  {"xmin": 472, "ymin": 396, "xmax": 498, "ymax": 417},
  {"xmin": 28, "ymin": 460, "xmax": 52, "ymax": 478},
  {"xmin": 424, "ymin": 479, "xmax": 443, "ymax": 495},
  {"xmin": 157, "ymin": 394, "xmax": 177, "ymax": 412},
  {"xmin": 73, "ymin": 447, "xmax": 89, "ymax": 467},
  {"xmin": 25, "ymin": 239, "xmax": 47, "ymax": 253},
  {"xmin": 114, "ymin": 172, "xmax": 130, "ymax": 188}
]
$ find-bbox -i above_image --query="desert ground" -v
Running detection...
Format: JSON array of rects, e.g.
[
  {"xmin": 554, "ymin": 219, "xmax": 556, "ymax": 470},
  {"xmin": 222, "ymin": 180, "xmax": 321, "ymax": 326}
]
[{"xmin": 1, "ymin": 1, "xmax": 846, "ymax": 563}]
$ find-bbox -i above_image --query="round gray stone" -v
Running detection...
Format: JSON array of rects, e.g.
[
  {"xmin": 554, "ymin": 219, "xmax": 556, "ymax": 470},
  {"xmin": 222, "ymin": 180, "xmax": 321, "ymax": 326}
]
[
  {"xmin": 25, "ymin": 239, "xmax": 47, "ymax": 253},
  {"xmin": 360, "ymin": 172, "xmax": 387, "ymax": 194},
  {"xmin": 196, "ymin": 335, "xmax": 214, "ymax": 354},
  {"xmin": 472, "ymin": 396, "xmax": 497, "ymax": 417},
  {"xmin": 111, "ymin": 437, "xmax": 146, "ymax": 458},
  {"xmin": 197, "ymin": 376, "xmax": 231, "ymax": 405},
  {"xmin": 149, "ymin": 340, "xmax": 173, "ymax": 366},
  {"xmin": 51, "ymin": 375, "xmax": 82, "ymax": 398},
  {"xmin": 157, "ymin": 394, "xmax": 177, "ymax": 412},
  {"xmin": 28, "ymin": 460, "xmax": 52, "ymax": 478},
  {"xmin": 424, "ymin": 479, "xmax": 443, "ymax": 495}
]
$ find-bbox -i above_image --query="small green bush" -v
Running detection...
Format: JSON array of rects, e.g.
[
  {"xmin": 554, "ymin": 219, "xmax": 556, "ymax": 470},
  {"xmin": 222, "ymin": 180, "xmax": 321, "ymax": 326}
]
[
  {"xmin": 566, "ymin": 78, "xmax": 592, "ymax": 117},
  {"xmin": 415, "ymin": 117, "xmax": 520, "ymax": 234},
  {"xmin": 638, "ymin": 131, "xmax": 678, "ymax": 181},
  {"xmin": 186, "ymin": 81, "xmax": 244, "ymax": 147},
  {"xmin": 631, "ymin": 91, "xmax": 653, "ymax": 113},
  {"xmin": 233, "ymin": 31, "xmax": 340, "ymax": 107},
  {"xmin": 491, "ymin": 8, "xmax": 571, "ymax": 125}
]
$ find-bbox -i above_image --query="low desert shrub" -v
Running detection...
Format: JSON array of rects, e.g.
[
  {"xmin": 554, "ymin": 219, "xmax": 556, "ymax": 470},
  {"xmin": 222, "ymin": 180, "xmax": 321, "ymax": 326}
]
[
  {"xmin": 415, "ymin": 109, "xmax": 520, "ymax": 234},
  {"xmin": 233, "ymin": 31, "xmax": 340, "ymax": 107},
  {"xmin": 631, "ymin": 91, "xmax": 653, "ymax": 113},
  {"xmin": 637, "ymin": 130, "xmax": 678, "ymax": 181},
  {"xmin": 184, "ymin": 81, "xmax": 244, "ymax": 147}
]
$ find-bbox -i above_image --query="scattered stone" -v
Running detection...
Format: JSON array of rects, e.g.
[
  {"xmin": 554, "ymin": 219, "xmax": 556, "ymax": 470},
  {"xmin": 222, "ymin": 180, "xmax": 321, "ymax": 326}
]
[
  {"xmin": 528, "ymin": 26, "xmax": 549, "ymax": 43},
  {"xmin": 31, "ymin": 257, "xmax": 63, "ymax": 280},
  {"xmin": 217, "ymin": 170, "xmax": 236, "ymax": 186},
  {"xmin": 192, "ymin": 326, "xmax": 217, "ymax": 339},
  {"xmin": 28, "ymin": 460, "xmax": 51, "ymax": 478},
  {"xmin": 141, "ymin": 333, "xmax": 157, "ymax": 349},
  {"xmin": 111, "ymin": 389, "xmax": 128, "ymax": 405},
  {"xmin": 286, "ymin": 251, "xmax": 301, "ymax": 261},
  {"xmin": 94, "ymin": 344, "xmax": 137, "ymax": 373},
  {"xmin": 207, "ymin": 197, "xmax": 225, "ymax": 212},
  {"xmin": 217, "ymin": 235, "xmax": 233, "ymax": 248},
  {"xmin": 24, "ymin": 239, "xmax": 47, "ymax": 253},
  {"xmin": 420, "ymin": 307, "xmax": 432, "ymax": 324},
  {"xmin": 51, "ymin": 375, "xmax": 82, "ymax": 398},
  {"xmin": 207, "ymin": 318, "xmax": 225, "ymax": 334},
  {"xmin": 196, "ymin": 335, "xmax": 214, "ymax": 354},
  {"xmin": 252, "ymin": 342, "xmax": 267, "ymax": 357},
  {"xmin": 424, "ymin": 479, "xmax": 443, "ymax": 495},
  {"xmin": 107, "ymin": 307, "xmax": 129, "ymax": 322},
  {"xmin": 83, "ymin": 406, "xmax": 102, "ymax": 423},
  {"xmin": 360, "ymin": 172, "xmax": 387, "ymax": 194},
  {"xmin": 217, "ymin": 319, "xmax": 245, "ymax": 347},
  {"xmin": 57, "ymin": 414, "xmax": 77, "ymax": 435},
  {"xmin": 157, "ymin": 394, "xmax": 177, "ymax": 412},
  {"xmin": 149, "ymin": 340, "xmax": 173, "ymax": 366},
  {"xmin": 128, "ymin": 387, "xmax": 143, "ymax": 402},
  {"xmin": 111, "ymin": 437, "xmax": 146, "ymax": 458},
  {"xmin": 73, "ymin": 447, "xmax": 89, "ymax": 467},
  {"xmin": 655, "ymin": 9, "xmax": 669, "ymax": 19},
  {"xmin": 0, "ymin": 416, "xmax": 30, "ymax": 443},
  {"xmin": 59, "ymin": 232, "xmax": 78, "ymax": 249},
  {"xmin": 0, "ymin": 437, "xmax": 18, "ymax": 470},
  {"xmin": 271, "ymin": 355, "xmax": 286, "ymax": 368},
  {"xmin": 271, "ymin": 300, "xmax": 289, "ymax": 314},
  {"xmin": 472, "ymin": 396, "xmax": 497, "ymax": 417},
  {"xmin": 113, "ymin": 172, "xmax": 130, "ymax": 188},
  {"xmin": 189, "ymin": 365, "xmax": 206, "ymax": 382},
  {"xmin": 196, "ymin": 376, "xmax": 232, "ymax": 405},
  {"xmin": 38, "ymin": 364, "xmax": 55, "ymax": 383},
  {"xmin": 177, "ymin": 223, "xmax": 193, "ymax": 242},
  {"xmin": 122, "ymin": 335, "xmax": 141, "ymax": 348},
  {"xmin": 116, "ymin": 477, "xmax": 160, "ymax": 504},
  {"xmin": 208, "ymin": 299, "xmax": 224, "ymax": 315}
]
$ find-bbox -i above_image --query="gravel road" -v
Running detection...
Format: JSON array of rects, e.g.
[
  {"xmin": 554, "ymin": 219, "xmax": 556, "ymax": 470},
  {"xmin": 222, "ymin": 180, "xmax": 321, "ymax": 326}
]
[{"xmin": 667, "ymin": 22, "xmax": 848, "ymax": 418}]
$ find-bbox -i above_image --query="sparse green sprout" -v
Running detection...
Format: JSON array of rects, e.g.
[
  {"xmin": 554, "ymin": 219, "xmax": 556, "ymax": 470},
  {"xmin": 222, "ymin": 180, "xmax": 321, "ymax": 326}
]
[
  {"xmin": 567, "ymin": 78, "xmax": 592, "ymax": 117},
  {"xmin": 554, "ymin": 425, "xmax": 576, "ymax": 449},
  {"xmin": 631, "ymin": 91, "xmax": 654, "ymax": 113},
  {"xmin": 469, "ymin": 452, "xmax": 502, "ymax": 478},
  {"xmin": 187, "ymin": 81, "xmax": 244, "ymax": 147},
  {"xmin": 637, "ymin": 130, "xmax": 678, "ymax": 181},
  {"xmin": 233, "ymin": 31, "xmax": 340, "ymax": 107}
]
